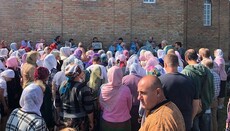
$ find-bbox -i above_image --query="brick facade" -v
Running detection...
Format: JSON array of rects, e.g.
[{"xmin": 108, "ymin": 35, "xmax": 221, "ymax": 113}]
[{"xmin": 0, "ymin": 0, "xmax": 229, "ymax": 58}]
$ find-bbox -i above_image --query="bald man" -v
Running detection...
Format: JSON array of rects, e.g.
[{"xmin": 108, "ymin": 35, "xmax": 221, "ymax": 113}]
[{"xmin": 138, "ymin": 75, "xmax": 185, "ymax": 131}]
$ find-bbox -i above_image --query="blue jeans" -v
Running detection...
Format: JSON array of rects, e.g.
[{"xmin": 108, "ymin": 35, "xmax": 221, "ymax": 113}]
[{"xmin": 192, "ymin": 113, "xmax": 211, "ymax": 131}]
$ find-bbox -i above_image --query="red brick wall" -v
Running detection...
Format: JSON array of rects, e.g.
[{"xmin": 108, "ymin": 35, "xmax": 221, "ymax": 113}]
[
  {"xmin": 0, "ymin": 0, "xmax": 229, "ymax": 58},
  {"xmin": 0, "ymin": 0, "xmax": 184, "ymax": 50},
  {"xmin": 185, "ymin": 0, "xmax": 230, "ymax": 59}
]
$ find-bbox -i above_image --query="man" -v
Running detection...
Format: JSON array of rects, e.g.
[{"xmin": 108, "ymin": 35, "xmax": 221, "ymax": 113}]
[
  {"xmin": 159, "ymin": 54, "xmax": 196, "ymax": 131},
  {"xmin": 161, "ymin": 40, "xmax": 174, "ymax": 54},
  {"xmin": 182, "ymin": 49, "xmax": 214, "ymax": 131},
  {"xmin": 175, "ymin": 42, "xmax": 185, "ymax": 61},
  {"xmin": 138, "ymin": 75, "xmax": 185, "ymax": 131},
  {"xmin": 201, "ymin": 59, "xmax": 220, "ymax": 131}
]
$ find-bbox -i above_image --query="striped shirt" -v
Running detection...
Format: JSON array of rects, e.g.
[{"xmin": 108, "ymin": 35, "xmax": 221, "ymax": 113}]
[
  {"xmin": 6, "ymin": 108, "xmax": 47, "ymax": 131},
  {"xmin": 58, "ymin": 82, "xmax": 94, "ymax": 119}
]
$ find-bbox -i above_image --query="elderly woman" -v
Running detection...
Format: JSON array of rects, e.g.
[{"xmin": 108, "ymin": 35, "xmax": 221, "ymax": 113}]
[
  {"xmin": 6, "ymin": 67, "xmax": 49, "ymax": 131},
  {"xmin": 100, "ymin": 66, "xmax": 132, "ymax": 131},
  {"xmin": 214, "ymin": 49, "xmax": 227, "ymax": 109},
  {"xmin": 57, "ymin": 64, "xmax": 94, "ymax": 130},
  {"xmin": 122, "ymin": 63, "xmax": 143, "ymax": 131}
]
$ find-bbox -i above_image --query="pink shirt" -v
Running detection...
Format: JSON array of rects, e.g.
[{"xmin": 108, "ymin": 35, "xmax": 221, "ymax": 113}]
[
  {"xmin": 101, "ymin": 86, "xmax": 132, "ymax": 122},
  {"xmin": 214, "ymin": 57, "xmax": 227, "ymax": 81}
]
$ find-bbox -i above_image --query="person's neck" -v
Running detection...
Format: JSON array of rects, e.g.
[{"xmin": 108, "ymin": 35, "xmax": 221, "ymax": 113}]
[
  {"xmin": 165, "ymin": 67, "xmax": 178, "ymax": 74},
  {"xmin": 187, "ymin": 60, "xmax": 197, "ymax": 65}
]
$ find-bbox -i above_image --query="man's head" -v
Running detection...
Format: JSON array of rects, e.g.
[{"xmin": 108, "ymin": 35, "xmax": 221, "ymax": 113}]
[
  {"xmin": 161, "ymin": 40, "xmax": 168, "ymax": 48},
  {"xmin": 137, "ymin": 75, "xmax": 165, "ymax": 110},
  {"xmin": 199, "ymin": 48, "xmax": 210, "ymax": 60},
  {"xmin": 175, "ymin": 42, "xmax": 182, "ymax": 49},
  {"xmin": 201, "ymin": 58, "xmax": 213, "ymax": 69},
  {"xmin": 118, "ymin": 38, "xmax": 123, "ymax": 44},
  {"xmin": 164, "ymin": 54, "xmax": 179, "ymax": 73},
  {"xmin": 185, "ymin": 49, "xmax": 198, "ymax": 64}
]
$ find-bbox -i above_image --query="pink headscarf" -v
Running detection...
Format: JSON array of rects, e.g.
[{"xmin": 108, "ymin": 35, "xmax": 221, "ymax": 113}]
[
  {"xmin": 145, "ymin": 57, "xmax": 159, "ymax": 71},
  {"xmin": 123, "ymin": 50, "xmax": 129, "ymax": 59},
  {"xmin": 100, "ymin": 66, "xmax": 124, "ymax": 111},
  {"xmin": 6, "ymin": 56, "xmax": 19, "ymax": 70}
]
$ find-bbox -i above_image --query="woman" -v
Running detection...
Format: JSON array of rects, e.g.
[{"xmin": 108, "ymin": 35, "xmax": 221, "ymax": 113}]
[
  {"xmin": 214, "ymin": 49, "xmax": 227, "ymax": 109},
  {"xmin": 122, "ymin": 63, "xmax": 142, "ymax": 131},
  {"xmin": 5, "ymin": 56, "xmax": 22, "ymax": 111},
  {"xmin": 6, "ymin": 67, "xmax": 49, "ymax": 131},
  {"xmin": 57, "ymin": 64, "xmax": 94, "ymax": 130},
  {"xmin": 100, "ymin": 66, "xmax": 132, "ymax": 131},
  {"xmin": 21, "ymin": 51, "xmax": 39, "ymax": 88}
]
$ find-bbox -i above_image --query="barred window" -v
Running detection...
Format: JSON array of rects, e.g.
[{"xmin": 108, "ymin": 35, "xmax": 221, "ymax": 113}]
[
  {"xmin": 143, "ymin": 0, "xmax": 156, "ymax": 4},
  {"xmin": 203, "ymin": 0, "xmax": 212, "ymax": 26}
]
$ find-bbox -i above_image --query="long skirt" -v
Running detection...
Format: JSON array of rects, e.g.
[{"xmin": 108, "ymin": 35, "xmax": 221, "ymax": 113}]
[{"xmin": 100, "ymin": 118, "xmax": 131, "ymax": 131}]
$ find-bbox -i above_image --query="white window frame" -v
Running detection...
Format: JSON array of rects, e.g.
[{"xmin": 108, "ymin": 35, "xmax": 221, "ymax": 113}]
[
  {"xmin": 143, "ymin": 0, "xmax": 156, "ymax": 4},
  {"xmin": 203, "ymin": 2, "xmax": 212, "ymax": 26}
]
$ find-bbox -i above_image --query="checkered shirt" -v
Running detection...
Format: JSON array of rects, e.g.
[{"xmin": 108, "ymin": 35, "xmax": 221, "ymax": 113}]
[
  {"xmin": 6, "ymin": 108, "xmax": 48, "ymax": 131},
  {"xmin": 211, "ymin": 70, "xmax": 221, "ymax": 98}
]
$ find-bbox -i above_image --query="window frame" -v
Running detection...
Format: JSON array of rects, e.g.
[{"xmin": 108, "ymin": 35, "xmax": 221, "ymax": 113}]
[
  {"xmin": 203, "ymin": 2, "xmax": 212, "ymax": 26},
  {"xmin": 143, "ymin": 0, "xmax": 156, "ymax": 4}
]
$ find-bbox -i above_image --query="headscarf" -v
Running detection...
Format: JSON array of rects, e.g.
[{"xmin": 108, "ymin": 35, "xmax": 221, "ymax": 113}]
[
  {"xmin": 74, "ymin": 48, "xmax": 82, "ymax": 60},
  {"xmin": 43, "ymin": 54, "xmax": 57, "ymax": 73},
  {"xmin": 11, "ymin": 49, "xmax": 27, "ymax": 60},
  {"xmin": 107, "ymin": 57, "xmax": 115, "ymax": 69},
  {"xmin": 35, "ymin": 43, "xmax": 44, "ymax": 51},
  {"xmin": 49, "ymin": 43, "xmax": 57, "ymax": 51},
  {"xmin": 0, "ymin": 48, "xmax": 9, "ymax": 57},
  {"xmin": 21, "ymin": 53, "xmax": 27, "ymax": 64},
  {"xmin": 19, "ymin": 83, "xmax": 44, "ymax": 116},
  {"xmin": 117, "ymin": 54, "xmax": 126, "ymax": 68},
  {"xmin": 144, "ymin": 51, "xmax": 154, "ymax": 60},
  {"xmin": 86, "ymin": 50, "xmax": 94, "ymax": 59},
  {"xmin": 145, "ymin": 57, "xmax": 159, "ymax": 71},
  {"xmin": 34, "ymin": 66, "xmax": 49, "ymax": 81},
  {"xmin": 157, "ymin": 49, "xmax": 166, "ymax": 59},
  {"xmin": 61, "ymin": 55, "xmax": 76, "ymax": 71},
  {"xmin": 100, "ymin": 66, "xmax": 124, "ymax": 111},
  {"xmin": 60, "ymin": 47, "xmax": 71, "ymax": 60},
  {"xmin": 26, "ymin": 51, "xmax": 38, "ymax": 66},
  {"xmin": 214, "ymin": 49, "xmax": 224, "ymax": 58},
  {"xmin": 98, "ymin": 50, "xmax": 105, "ymax": 55},
  {"xmin": 88, "ymin": 65, "xmax": 101, "ymax": 91},
  {"xmin": 1, "ymin": 69, "xmax": 15, "ymax": 78},
  {"xmin": 106, "ymin": 51, "xmax": 113, "ymax": 60},
  {"xmin": 10, "ymin": 43, "xmax": 18, "ymax": 51},
  {"xmin": 0, "ymin": 59, "xmax": 6, "ymax": 72},
  {"xmin": 115, "ymin": 51, "xmax": 122, "ymax": 60},
  {"xmin": 100, "ymin": 53, "xmax": 107, "ymax": 66},
  {"xmin": 129, "ymin": 63, "xmax": 140, "ymax": 75},
  {"xmin": 20, "ymin": 40, "xmax": 27, "ymax": 48},
  {"xmin": 6, "ymin": 56, "xmax": 19, "ymax": 70},
  {"xmin": 60, "ymin": 64, "xmax": 82, "ymax": 94},
  {"xmin": 123, "ymin": 50, "xmax": 129, "ymax": 59},
  {"xmin": 74, "ymin": 58, "xmax": 84, "ymax": 70}
]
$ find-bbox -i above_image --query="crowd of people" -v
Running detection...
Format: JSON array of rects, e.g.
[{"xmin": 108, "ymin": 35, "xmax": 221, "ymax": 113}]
[{"xmin": 0, "ymin": 36, "xmax": 229, "ymax": 131}]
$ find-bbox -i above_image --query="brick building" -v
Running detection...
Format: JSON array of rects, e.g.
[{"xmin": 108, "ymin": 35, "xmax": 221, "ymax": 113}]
[{"xmin": 0, "ymin": 0, "xmax": 229, "ymax": 58}]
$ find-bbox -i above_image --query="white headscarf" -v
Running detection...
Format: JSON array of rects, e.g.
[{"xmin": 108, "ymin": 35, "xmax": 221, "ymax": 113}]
[
  {"xmin": 0, "ymin": 48, "xmax": 9, "ymax": 58},
  {"xmin": 19, "ymin": 83, "xmax": 43, "ymax": 116},
  {"xmin": 157, "ymin": 49, "xmax": 166, "ymax": 59},
  {"xmin": 106, "ymin": 51, "xmax": 113, "ymax": 60},
  {"xmin": 214, "ymin": 49, "xmax": 224, "ymax": 58},
  {"xmin": 1, "ymin": 69, "xmax": 15, "ymax": 78},
  {"xmin": 60, "ymin": 47, "xmax": 71, "ymax": 60},
  {"xmin": 10, "ymin": 43, "xmax": 17, "ymax": 51},
  {"xmin": 43, "ymin": 54, "xmax": 57, "ymax": 73}
]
